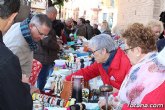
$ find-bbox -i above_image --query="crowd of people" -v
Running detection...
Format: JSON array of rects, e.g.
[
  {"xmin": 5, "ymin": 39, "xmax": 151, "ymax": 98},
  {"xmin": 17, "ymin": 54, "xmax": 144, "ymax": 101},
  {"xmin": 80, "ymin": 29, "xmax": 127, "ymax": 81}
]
[{"xmin": 0, "ymin": 0, "xmax": 165, "ymax": 110}]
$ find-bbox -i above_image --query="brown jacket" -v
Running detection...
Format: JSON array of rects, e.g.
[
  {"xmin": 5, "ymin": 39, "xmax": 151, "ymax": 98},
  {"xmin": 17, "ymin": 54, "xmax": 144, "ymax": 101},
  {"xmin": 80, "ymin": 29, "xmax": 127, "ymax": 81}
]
[
  {"xmin": 76, "ymin": 24, "xmax": 87, "ymax": 38},
  {"xmin": 34, "ymin": 29, "xmax": 60, "ymax": 65}
]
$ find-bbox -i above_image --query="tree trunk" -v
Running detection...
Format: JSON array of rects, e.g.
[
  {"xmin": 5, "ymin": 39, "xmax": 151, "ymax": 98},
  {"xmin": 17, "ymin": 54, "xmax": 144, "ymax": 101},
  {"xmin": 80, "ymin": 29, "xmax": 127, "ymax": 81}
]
[
  {"xmin": 59, "ymin": 5, "xmax": 61, "ymax": 19},
  {"xmin": 14, "ymin": 0, "xmax": 30, "ymax": 22}
]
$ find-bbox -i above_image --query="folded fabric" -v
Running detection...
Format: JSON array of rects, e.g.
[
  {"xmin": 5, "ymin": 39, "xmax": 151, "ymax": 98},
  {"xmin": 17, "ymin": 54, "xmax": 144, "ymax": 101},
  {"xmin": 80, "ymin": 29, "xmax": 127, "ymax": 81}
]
[{"xmin": 29, "ymin": 59, "xmax": 42, "ymax": 86}]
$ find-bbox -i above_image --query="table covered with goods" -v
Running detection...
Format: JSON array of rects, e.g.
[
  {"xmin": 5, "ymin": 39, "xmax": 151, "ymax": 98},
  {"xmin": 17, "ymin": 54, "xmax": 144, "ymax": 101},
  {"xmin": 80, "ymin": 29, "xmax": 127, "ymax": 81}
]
[{"xmin": 32, "ymin": 38, "xmax": 113, "ymax": 110}]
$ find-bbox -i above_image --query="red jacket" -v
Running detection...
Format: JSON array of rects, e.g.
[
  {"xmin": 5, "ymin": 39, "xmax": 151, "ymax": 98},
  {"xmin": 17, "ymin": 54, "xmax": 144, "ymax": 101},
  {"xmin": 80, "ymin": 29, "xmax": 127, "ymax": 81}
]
[{"xmin": 65, "ymin": 48, "xmax": 131, "ymax": 89}]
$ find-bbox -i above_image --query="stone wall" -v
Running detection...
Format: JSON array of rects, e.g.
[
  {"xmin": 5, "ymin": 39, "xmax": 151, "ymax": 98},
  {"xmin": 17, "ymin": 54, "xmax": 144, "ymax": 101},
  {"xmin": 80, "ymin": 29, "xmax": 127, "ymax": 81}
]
[{"xmin": 117, "ymin": 0, "xmax": 165, "ymax": 27}]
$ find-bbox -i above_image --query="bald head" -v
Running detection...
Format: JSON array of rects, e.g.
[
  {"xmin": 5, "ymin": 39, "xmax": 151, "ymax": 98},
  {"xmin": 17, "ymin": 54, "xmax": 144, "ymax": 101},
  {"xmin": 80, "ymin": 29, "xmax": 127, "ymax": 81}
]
[
  {"xmin": 46, "ymin": 6, "xmax": 57, "ymax": 14},
  {"xmin": 46, "ymin": 6, "xmax": 57, "ymax": 21}
]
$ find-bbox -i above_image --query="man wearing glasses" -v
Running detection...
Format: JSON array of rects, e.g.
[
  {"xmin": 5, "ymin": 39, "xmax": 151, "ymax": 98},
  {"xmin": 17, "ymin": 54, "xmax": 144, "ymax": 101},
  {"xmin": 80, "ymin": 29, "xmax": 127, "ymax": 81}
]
[
  {"xmin": 34, "ymin": 7, "xmax": 61, "ymax": 91},
  {"xmin": 65, "ymin": 34, "xmax": 131, "ymax": 90},
  {"xmin": 3, "ymin": 14, "xmax": 52, "ymax": 83}
]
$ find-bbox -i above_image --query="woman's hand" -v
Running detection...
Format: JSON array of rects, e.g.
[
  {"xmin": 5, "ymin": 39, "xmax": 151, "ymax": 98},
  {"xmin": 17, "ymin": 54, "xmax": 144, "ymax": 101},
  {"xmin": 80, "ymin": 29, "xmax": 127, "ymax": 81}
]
[
  {"xmin": 98, "ymin": 98, "xmax": 106, "ymax": 110},
  {"xmin": 98, "ymin": 97, "xmax": 111, "ymax": 110},
  {"xmin": 98, "ymin": 96, "xmax": 119, "ymax": 110}
]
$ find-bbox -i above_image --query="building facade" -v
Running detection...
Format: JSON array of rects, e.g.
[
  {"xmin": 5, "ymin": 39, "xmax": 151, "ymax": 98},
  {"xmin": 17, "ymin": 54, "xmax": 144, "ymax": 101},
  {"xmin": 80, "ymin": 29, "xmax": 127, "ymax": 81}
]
[
  {"xmin": 23, "ymin": 0, "xmax": 162, "ymax": 28},
  {"xmin": 117, "ymin": 0, "xmax": 165, "ymax": 27},
  {"xmin": 61, "ymin": 0, "xmax": 116, "ymax": 27}
]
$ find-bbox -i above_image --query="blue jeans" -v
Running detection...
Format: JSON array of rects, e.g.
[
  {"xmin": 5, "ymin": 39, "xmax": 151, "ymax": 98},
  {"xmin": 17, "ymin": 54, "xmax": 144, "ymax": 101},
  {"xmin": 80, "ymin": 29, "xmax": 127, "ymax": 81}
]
[
  {"xmin": 49, "ymin": 66, "xmax": 54, "ymax": 76},
  {"xmin": 37, "ymin": 64, "xmax": 53, "ymax": 91}
]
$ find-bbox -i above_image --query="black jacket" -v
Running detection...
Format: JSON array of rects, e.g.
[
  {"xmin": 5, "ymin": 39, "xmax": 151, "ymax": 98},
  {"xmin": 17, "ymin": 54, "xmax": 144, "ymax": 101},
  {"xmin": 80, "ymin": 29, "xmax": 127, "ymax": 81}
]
[
  {"xmin": 86, "ymin": 24, "xmax": 94, "ymax": 40},
  {"xmin": 93, "ymin": 28, "xmax": 101, "ymax": 36},
  {"xmin": 0, "ymin": 31, "xmax": 32, "ymax": 110}
]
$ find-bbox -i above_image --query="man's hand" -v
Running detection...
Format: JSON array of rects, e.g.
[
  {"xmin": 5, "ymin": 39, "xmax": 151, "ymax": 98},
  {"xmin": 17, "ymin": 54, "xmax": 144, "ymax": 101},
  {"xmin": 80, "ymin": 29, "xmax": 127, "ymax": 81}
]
[
  {"xmin": 22, "ymin": 74, "xmax": 30, "ymax": 84},
  {"xmin": 30, "ymin": 86, "xmax": 40, "ymax": 94}
]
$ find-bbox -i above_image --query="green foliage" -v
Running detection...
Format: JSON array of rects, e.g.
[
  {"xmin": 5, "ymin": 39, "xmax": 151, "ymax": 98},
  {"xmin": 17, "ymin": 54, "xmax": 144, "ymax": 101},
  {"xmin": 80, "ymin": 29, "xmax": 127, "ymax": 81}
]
[{"xmin": 51, "ymin": 0, "xmax": 66, "ymax": 6}]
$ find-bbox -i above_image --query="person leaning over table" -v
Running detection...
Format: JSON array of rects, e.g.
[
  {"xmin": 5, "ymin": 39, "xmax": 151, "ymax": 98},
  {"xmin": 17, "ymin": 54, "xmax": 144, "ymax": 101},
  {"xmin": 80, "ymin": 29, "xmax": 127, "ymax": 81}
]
[
  {"xmin": 98, "ymin": 23, "xmax": 165, "ymax": 110},
  {"xmin": 0, "ymin": 0, "xmax": 32, "ymax": 110},
  {"xmin": 65, "ymin": 34, "xmax": 131, "ymax": 90},
  {"xmin": 34, "ymin": 7, "xmax": 60, "ymax": 91},
  {"xmin": 3, "ymin": 14, "xmax": 52, "ymax": 84}
]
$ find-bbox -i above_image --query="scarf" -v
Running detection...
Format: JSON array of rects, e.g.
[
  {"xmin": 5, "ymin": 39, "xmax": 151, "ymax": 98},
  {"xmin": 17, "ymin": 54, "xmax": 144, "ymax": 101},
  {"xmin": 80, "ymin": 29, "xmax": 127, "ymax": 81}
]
[
  {"xmin": 20, "ymin": 18, "xmax": 37, "ymax": 51},
  {"xmin": 118, "ymin": 52, "xmax": 165, "ymax": 104},
  {"xmin": 102, "ymin": 50, "xmax": 117, "ymax": 73}
]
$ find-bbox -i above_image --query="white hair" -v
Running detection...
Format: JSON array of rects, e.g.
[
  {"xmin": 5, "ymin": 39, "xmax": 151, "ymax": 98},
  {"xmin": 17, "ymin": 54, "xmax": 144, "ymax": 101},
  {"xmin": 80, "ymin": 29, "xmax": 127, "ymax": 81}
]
[
  {"xmin": 30, "ymin": 14, "xmax": 52, "ymax": 28},
  {"xmin": 65, "ymin": 18, "xmax": 73, "ymax": 23},
  {"xmin": 46, "ymin": 6, "xmax": 57, "ymax": 14},
  {"xmin": 30, "ymin": 15, "xmax": 40, "ymax": 26},
  {"xmin": 88, "ymin": 34, "xmax": 118, "ymax": 52},
  {"xmin": 146, "ymin": 19, "xmax": 164, "ymax": 33},
  {"xmin": 112, "ymin": 25, "xmax": 124, "ymax": 36}
]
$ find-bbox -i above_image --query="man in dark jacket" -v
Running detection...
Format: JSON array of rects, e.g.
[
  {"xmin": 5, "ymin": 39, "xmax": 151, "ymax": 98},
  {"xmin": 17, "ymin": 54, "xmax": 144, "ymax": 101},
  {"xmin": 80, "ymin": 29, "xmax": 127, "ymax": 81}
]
[
  {"xmin": 34, "ymin": 7, "xmax": 60, "ymax": 91},
  {"xmin": 76, "ymin": 18, "xmax": 87, "ymax": 38},
  {"xmin": 0, "ymin": 0, "xmax": 32, "ymax": 110},
  {"xmin": 85, "ymin": 20, "xmax": 94, "ymax": 40},
  {"xmin": 93, "ymin": 24, "xmax": 101, "ymax": 36}
]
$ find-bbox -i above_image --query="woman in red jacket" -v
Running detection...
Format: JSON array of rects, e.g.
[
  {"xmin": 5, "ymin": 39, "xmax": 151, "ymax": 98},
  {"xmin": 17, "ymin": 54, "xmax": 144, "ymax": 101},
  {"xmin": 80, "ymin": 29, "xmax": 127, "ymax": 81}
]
[
  {"xmin": 99, "ymin": 23, "xmax": 165, "ymax": 110},
  {"xmin": 65, "ymin": 34, "xmax": 131, "ymax": 90}
]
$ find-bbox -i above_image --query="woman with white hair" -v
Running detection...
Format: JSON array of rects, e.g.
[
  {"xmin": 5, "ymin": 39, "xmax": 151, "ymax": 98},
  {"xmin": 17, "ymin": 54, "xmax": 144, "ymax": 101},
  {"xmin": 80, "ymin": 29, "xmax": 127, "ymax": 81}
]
[
  {"xmin": 147, "ymin": 19, "xmax": 164, "ymax": 39},
  {"xmin": 65, "ymin": 34, "xmax": 131, "ymax": 90},
  {"xmin": 147, "ymin": 19, "xmax": 165, "ymax": 52}
]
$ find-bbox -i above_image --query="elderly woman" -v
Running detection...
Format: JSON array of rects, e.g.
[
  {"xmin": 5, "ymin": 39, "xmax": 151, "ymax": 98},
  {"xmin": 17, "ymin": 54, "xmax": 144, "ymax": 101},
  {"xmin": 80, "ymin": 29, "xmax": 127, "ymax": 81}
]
[
  {"xmin": 65, "ymin": 34, "xmax": 131, "ymax": 90},
  {"xmin": 98, "ymin": 23, "xmax": 165, "ymax": 110},
  {"xmin": 147, "ymin": 19, "xmax": 164, "ymax": 39},
  {"xmin": 147, "ymin": 19, "xmax": 165, "ymax": 52}
]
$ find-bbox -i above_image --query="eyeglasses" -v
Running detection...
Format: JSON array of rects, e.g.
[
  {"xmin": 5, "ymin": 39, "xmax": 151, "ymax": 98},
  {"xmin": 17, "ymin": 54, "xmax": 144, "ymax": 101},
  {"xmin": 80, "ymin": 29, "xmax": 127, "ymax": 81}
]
[
  {"xmin": 91, "ymin": 48, "xmax": 102, "ymax": 54},
  {"xmin": 91, "ymin": 48, "xmax": 115, "ymax": 54},
  {"xmin": 34, "ymin": 25, "xmax": 47, "ymax": 36},
  {"xmin": 123, "ymin": 47, "xmax": 136, "ymax": 54}
]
